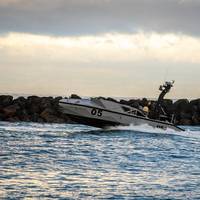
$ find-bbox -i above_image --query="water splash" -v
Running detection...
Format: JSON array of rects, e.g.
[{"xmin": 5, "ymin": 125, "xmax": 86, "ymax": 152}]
[{"xmin": 109, "ymin": 123, "xmax": 200, "ymax": 139}]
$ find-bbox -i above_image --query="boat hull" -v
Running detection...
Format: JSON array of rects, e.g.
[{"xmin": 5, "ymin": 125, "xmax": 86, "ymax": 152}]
[{"xmin": 59, "ymin": 101, "xmax": 184, "ymax": 132}]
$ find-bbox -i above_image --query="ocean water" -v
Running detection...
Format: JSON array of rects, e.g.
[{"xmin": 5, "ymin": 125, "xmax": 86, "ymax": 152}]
[{"xmin": 0, "ymin": 122, "xmax": 200, "ymax": 200}]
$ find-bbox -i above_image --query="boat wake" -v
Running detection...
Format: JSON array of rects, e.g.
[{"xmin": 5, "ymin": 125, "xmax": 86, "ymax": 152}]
[{"xmin": 109, "ymin": 124, "xmax": 200, "ymax": 139}]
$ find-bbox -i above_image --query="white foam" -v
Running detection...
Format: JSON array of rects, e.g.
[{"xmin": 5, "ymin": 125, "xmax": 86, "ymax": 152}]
[
  {"xmin": 109, "ymin": 124, "xmax": 200, "ymax": 139},
  {"xmin": 109, "ymin": 123, "xmax": 176, "ymax": 133}
]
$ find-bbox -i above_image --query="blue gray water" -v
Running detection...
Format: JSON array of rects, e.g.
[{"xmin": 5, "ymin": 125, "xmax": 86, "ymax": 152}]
[{"xmin": 0, "ymin": 122, "xmax": 200, "ymax": 200}]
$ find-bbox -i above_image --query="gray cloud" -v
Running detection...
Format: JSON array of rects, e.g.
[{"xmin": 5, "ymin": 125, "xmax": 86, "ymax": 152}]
[{"xmin": 0, "ymin": 0, "xmax": 200, "ymax": 36}]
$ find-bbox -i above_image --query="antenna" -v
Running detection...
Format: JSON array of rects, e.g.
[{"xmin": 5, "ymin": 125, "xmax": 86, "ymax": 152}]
[{"xmin": 163, "ymin": 66, "xmax": 170, "ymax": 83}]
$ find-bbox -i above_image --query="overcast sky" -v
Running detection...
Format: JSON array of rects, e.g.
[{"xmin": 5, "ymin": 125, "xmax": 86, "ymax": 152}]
[{"xmin": 0, "ymin": 0, "xmax": 200, "ymax": 98}]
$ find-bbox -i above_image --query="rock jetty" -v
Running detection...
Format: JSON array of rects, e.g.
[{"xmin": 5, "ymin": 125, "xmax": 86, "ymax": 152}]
[
  {"xmin": 0, "ymin": 95, "xmax": 72, "ymax": 123},
  {"xmin": 0, "ymin": 95, "xmax": 200, "ymax": 125}
]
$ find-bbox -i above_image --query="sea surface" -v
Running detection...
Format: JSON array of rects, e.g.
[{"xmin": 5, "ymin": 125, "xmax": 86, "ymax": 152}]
[{"xmin": 0, "ymin": 122, "xmax": 200, "ymax": 200}]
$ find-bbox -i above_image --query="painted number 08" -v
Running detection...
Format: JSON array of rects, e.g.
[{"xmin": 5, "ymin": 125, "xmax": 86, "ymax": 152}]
[{"xmin": 91, "ymin": 108, "xmax": 103, "ymax": 117}]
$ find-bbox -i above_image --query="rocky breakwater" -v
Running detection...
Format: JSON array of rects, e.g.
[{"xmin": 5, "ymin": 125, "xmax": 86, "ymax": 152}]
[
  {"xmin": 119, "ymin": 98, "xmax": 200, "ymax": 126},
  {"xmin": 0, "ymin": 95, "xmax": 72, "ymax": 123},
  {"xmin": 0, "ymin": 95, "xmax": 200, "ymax": 126}
]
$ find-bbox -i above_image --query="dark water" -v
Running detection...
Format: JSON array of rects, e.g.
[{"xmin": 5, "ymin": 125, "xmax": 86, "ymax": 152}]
[{"xmin": 0, "ymin": 122, "xmax": 200, "ymax": 200}]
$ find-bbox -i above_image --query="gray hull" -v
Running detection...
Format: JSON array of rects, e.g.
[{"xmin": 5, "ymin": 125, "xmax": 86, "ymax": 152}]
[{"xmin": 59, "ymin": 100, "xmax": 183, "ymax": 132}]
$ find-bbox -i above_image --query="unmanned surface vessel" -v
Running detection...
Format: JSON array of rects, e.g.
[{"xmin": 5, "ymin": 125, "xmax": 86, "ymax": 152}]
[{"xmin": 59, "ymin": 81, "xmax": 184, "ymax": 131}]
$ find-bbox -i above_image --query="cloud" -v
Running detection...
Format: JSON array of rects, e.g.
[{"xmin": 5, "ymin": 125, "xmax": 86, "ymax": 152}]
[
  {"xmin": 0, "ymin": 32, "xmax": 200, "ymax": 98},
  {"xmin": 0, "ymin": 0, "xmax": 200, "ymax": 36},
  {"xmin": 1, "ymin": 32, "xmax": 200, "ymax": 63}
]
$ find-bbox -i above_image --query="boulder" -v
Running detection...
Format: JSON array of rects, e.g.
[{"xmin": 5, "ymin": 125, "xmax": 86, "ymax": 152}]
[
  {"xmin": 57, "ymin": 111, "xmax": 75, "ymax": 123},
  {"xmin": 27, "ymin": 104, "xmax": 40, "ymax": 115},
  {"xmin": 13, "ymin": 96, "xmax": 26, "ymax": 109},
  {"xmin": 40, "ymin": 107, "xmax": 54, "ymax": 115},
  {"xmin": 179, "ymin": 112, "xmax": 192, "ymax": 120},
  {"xmin": 106, "ymin": 97, "xmax": 118, "ymax": 103},
  {"xmin": 187, "ymin": 105, "xmax": 198, "ymax": 114},
  {"xmin": 17, "ymin": 109, "xmax": 30, "ymax": 122},
  {"xmin": 139, "ymin": 98, "xmax": 149, "ymax": 107},
  {"xmin": 40, "ymin": 108, "xmax": 65, "ymax": 123},
  {"xmin": 27, "ymin": 96, "xmax": 41, "ymax": 104},
  {"xmin": 189, "ymin": 99, "xmax": 200, "ymax": 113},
  {"xmin": 53, "ymin": 96, "xmax": 62, "ymax": 108},
  {"xmin": 40, "ymin": 108, "xmax": 54, "ymax": 122},
  {"xmin": 39, "ymin": 97, "xmax": 53, "ymax": 111},
  {"xmin": 3, "ymin": 104, "xmax": 20, "ymax": 118},
  {"xmin": 51, "ymin": 97, "xmax": 62, "ymax": 110},
  {"xmin": 128, "ymin": 99, "xmax": 140, "ymax": 109},
  {"xmin": 0, "ymin": 105, "xmax": 3, "ymax": 112},
  {"xmin": 54, "ymin": 96, "xmax": 63, "ymax": 102},
  {"xmin": 192, "ymin": 113, "xmax": 200, "ymax": 125},
  {"xmin": 0, "ymin": 95, "xmax": 13, "ymax": 106},
  {"xmin": 37, "ymin": 117, "xmax": 45, "ymax": 123},
  {"xmin": 189, "ymin": 98, "xmax": 200, "ymax": 106},
  {"xmin": 97, "ymin": 96, "xmax": 106, "ymax": 100},
  {"xmin": 70, "ymin": 94, "xmax": 81, "ymax": 99},
  {"xmin": 26, "ymin": 96, "xmax": 41, "ymax": 110},
  {"xmin": 173, "ymin": 99, "xmax": 190, "ymax": 113},
  {"xmin": 178, "ymin": 119, "xmax": 192, "ymax": 126},
  {"xmin": 6, "ymin": 116, "xmax": 20, "ymax": 122},
  {"xmin": 119, "ymin": 99, "xmax": 129, "ymax": 106},
  {"xmin": 30, "ymin": 113, "xmax": 40, "ymax": 122},
  {"xmin": 0, "ymin": 112, "xmax": 4, "ymax": 121}
]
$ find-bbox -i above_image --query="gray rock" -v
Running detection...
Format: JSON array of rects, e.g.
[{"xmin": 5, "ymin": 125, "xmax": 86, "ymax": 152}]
[
  {"xmin": 70, "ymin": 94, "xmax": 81, "ymax": 99},
  {"xmin": 3, "ymin": 104, "xmax": 20, "ymax": 118},
  {"xmin": 0, "ymin": 95, "xmax": 13, "ymax": 106}
]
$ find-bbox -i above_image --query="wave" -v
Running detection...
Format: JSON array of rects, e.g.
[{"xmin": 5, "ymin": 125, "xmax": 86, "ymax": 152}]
[
  {"xmin": 0, "ymin": 121, "xmax": 98, "ymax": 134},
  {"xmin": 0, "ymin": 121, "xmax": 200, "ymax": 139}
]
